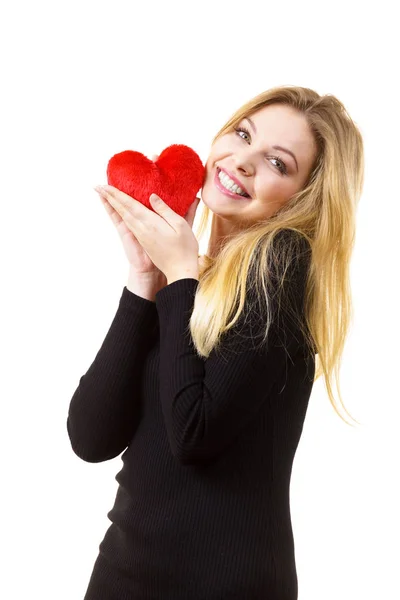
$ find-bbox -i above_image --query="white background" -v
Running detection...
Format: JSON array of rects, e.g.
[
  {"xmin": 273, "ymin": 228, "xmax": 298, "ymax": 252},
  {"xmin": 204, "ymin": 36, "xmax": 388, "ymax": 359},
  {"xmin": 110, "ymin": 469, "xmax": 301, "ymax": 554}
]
[{"xmin": 1, "ymin": 1, "xmax": 399, "ymax": 598}]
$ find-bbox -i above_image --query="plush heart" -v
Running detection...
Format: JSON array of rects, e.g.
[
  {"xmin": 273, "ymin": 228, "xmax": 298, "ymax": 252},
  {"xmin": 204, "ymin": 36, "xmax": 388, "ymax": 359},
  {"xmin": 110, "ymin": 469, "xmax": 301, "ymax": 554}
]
[{"xmin": 106, "ymin": 144, "xmax": 205, "ymax": 217}]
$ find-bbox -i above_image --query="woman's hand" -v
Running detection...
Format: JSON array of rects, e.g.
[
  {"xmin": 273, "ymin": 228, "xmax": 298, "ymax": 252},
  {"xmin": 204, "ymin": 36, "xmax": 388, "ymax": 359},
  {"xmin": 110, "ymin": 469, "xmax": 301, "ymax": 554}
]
[
  {"xmin": 96, "ymin": 154, "xmax": 200, "ymax": 281},
  {"xmin": 94, "ymin": 183, "xmax": 200, "ymax": 283}
]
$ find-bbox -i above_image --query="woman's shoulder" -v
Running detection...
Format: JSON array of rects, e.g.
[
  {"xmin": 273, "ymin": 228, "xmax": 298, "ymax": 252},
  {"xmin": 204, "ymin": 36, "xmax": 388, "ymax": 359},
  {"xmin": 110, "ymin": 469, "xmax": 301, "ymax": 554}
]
[
  {"xmin": 268, "ymin": 229, "xmax": 312, "ymax": 283},
  {"xmin": 274, "ymin": 228, "xmax": 312, "ymax": 253}
]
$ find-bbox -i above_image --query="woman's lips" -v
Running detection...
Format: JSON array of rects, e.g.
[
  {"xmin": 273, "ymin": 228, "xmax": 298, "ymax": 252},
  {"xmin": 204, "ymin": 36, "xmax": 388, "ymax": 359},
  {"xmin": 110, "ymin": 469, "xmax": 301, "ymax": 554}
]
[{"xmin": 214, "ymin": 168, "xmax": 251, "ymax": 201}]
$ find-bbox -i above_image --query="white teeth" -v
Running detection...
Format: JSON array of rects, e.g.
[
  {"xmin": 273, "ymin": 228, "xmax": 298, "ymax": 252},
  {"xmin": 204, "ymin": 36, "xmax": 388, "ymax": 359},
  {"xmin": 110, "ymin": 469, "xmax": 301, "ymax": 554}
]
[{"xmin": 218, "ymin": 170, "xmax": 248, "ymax": 196}]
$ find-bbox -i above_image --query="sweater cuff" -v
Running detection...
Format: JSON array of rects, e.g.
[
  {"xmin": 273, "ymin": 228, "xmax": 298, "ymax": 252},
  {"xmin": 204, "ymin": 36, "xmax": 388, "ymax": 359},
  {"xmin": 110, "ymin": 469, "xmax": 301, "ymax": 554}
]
[
  {"xmin": 155, "ymin": 278, "xmax": 199, "ymax": 311},
  {"xmin": 120, "ymin": 285, "xmax": 159, "ymax": 313}
]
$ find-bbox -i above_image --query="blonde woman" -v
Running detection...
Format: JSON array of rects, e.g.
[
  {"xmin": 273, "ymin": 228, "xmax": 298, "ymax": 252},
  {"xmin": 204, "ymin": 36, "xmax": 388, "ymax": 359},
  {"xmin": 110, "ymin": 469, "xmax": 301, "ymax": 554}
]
[{"xmin": 68, "ymin": 85, "xmax": 364, "ymax": 599}]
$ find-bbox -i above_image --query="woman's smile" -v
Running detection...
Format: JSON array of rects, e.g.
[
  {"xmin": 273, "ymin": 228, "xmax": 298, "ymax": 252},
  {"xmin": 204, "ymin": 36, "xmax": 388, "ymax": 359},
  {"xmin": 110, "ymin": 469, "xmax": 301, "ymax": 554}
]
[{"xmin": 214, "ymin": 167, "xmax": 252, "ymax": 201}]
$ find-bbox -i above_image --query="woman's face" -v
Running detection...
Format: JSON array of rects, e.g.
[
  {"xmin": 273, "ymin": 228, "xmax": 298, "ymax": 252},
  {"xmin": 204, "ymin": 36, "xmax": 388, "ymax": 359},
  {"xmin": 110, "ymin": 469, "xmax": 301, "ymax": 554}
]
[{"xmin": 201, "ymin": 103, "xmax": 318, "ymax": 227}]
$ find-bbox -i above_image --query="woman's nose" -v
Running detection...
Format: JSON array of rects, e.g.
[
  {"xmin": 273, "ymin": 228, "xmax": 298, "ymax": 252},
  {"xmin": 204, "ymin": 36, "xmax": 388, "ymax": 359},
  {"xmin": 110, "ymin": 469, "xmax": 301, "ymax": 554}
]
[
  {"xmin": 232, "ymin": 149, "xmax": 258, "ymax": 175},
  {"xmin": 233, "ymin": 158, "xmax": 254, "ymax": 177}
]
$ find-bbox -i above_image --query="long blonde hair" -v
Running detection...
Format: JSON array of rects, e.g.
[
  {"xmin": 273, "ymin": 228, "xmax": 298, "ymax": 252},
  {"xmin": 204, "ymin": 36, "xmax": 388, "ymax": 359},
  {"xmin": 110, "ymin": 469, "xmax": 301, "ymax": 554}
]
[{"xmin": 189, "ymin": 85, "xmax": 365, "ymax": 426}]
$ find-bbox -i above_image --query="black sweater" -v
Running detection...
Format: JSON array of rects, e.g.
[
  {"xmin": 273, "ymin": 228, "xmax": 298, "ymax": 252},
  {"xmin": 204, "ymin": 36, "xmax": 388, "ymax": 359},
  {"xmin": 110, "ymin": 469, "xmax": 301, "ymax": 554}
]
[{"xmin": 67, "ymin": 238, "xmax": 315, "ymax": 600}]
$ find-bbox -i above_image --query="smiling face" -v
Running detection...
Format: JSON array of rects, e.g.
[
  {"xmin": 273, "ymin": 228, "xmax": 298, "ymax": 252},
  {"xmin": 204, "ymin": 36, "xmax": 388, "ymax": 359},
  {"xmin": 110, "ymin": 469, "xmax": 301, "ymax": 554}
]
[{"xmin": 201, "ymin": 104, "xmax": 319, "ymax": 253}]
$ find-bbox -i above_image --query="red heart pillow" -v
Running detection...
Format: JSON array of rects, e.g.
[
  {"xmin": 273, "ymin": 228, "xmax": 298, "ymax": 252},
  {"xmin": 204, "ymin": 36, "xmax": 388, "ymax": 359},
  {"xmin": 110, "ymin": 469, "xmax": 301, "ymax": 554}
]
[{"xmin": 106, "ymin": 144, "xmax": 205, "ymax": 217}]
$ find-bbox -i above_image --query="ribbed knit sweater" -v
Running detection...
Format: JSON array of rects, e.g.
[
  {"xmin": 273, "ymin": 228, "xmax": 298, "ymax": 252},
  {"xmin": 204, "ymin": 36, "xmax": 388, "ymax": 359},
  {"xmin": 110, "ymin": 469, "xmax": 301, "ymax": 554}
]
[{"xmin": 67, "ymin": 234, "xmax": 315, "ymax": 600}]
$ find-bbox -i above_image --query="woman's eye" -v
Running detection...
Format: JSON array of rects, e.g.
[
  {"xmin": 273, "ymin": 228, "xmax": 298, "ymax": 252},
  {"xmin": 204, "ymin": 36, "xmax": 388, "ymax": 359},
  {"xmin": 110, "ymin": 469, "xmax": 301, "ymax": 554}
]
[
  {"xmin": 270, "ymin": 157, "xmax": 288, "ymax": 175},
  {"xmin": 234, "ymin": 126, "xmax": 251, "ymax": 141}
]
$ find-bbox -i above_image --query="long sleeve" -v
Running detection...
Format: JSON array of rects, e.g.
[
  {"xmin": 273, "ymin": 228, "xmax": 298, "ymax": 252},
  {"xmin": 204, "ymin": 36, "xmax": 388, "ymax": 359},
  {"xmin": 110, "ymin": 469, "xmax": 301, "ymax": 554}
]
[
  {"xmin": 154, "ymin": 236, "xmax": 312, "ymax": 466},
  {"xmin": 66, "ymin": 286, "xmax": 159, "ymax": 463}
]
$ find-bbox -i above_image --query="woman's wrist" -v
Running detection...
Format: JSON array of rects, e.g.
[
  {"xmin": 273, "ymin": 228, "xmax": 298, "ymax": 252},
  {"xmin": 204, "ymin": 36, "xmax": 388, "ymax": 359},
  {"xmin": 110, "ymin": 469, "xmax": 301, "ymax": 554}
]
[{"xmin": 126, "ymin": 268, "xmax": 166, "ymax": 302}]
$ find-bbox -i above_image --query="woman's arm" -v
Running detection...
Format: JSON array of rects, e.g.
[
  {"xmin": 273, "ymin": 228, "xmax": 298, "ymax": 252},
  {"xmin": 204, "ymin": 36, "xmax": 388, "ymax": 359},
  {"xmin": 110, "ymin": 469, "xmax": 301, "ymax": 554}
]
[
  {"xmin": 154, "ymin": 236, "xmax": 312, "ymax": 466},
  {"xmin": 66, "ymin": 285, "xmax": 158, "ymax": 463}
]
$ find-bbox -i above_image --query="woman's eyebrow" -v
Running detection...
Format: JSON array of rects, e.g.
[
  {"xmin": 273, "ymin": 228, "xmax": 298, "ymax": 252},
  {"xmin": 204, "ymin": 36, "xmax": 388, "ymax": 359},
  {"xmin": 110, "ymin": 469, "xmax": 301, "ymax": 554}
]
[{"xmin": 244, "ymin": 117, "xmax": 299, "ymax": 173}]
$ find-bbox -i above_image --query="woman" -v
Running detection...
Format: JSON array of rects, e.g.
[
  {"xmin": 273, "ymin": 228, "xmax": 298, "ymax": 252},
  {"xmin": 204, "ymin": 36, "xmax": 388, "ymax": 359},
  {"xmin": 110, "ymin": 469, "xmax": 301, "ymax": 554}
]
[{"xmin": 67, "ymin": 85, "xmax": 364, "ymax": 599}]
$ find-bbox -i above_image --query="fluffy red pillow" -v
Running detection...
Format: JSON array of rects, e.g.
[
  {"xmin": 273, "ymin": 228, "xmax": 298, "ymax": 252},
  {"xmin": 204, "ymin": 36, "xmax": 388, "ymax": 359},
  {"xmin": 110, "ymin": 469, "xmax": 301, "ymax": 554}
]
[{"xmin": 106, "ymin": 144, "xmax": 205, "ymax": 217}]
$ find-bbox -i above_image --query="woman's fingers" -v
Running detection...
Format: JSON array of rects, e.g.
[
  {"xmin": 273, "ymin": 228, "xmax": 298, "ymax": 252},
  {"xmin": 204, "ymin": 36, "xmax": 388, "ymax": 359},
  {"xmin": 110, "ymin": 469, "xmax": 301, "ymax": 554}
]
[
  {"xmin": 98, "ymin": 191, "xmax": 124, "ymax": 226},
  {"xmin": 184, "ymin": 197, "xmax": 200, "ymax": 228}
]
